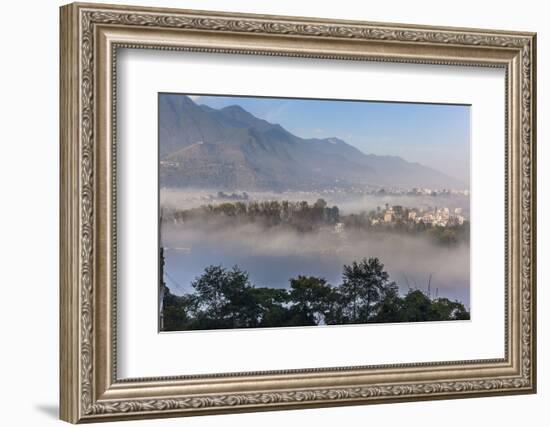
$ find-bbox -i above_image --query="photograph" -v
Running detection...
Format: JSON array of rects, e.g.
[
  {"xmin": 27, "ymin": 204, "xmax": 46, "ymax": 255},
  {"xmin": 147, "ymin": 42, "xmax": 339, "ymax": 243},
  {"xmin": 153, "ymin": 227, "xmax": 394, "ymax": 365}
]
[{"xmin": 158, "ymin": 94, "xmax": 471, "ymax": 331}]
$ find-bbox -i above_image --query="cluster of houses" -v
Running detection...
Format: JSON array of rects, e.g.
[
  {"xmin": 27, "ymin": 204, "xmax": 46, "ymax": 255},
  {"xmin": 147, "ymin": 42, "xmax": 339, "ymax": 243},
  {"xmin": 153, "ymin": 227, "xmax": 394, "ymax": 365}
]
[
  {"xmin": 373, "ymin": 205, "xmax": 466, "ymax": 228},
  {"xmin": 332, "ymin": 204, "xmax": 466, "ymax": 235},
  {"xmin": 406, "ymin": 188, "xmax": 470, "ymax": 197},
  {"xmin": 370, "ymin": 205, "xmax": 465, "ymax": 227},
  {"xmin": 319, "ymin": 186, "xmax": 470, "ymax": 198}
]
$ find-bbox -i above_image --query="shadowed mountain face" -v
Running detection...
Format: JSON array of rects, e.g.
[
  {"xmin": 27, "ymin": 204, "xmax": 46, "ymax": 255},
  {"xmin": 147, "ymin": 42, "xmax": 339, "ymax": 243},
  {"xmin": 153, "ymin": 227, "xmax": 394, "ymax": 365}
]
[{"xmin": 159, "ymin": 94, "xmax": 465, "ymax": 191}]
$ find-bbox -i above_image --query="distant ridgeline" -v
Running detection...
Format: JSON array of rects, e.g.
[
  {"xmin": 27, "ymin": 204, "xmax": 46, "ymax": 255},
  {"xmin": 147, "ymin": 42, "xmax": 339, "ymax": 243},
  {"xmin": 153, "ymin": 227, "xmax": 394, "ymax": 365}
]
[
  {"xmin": 159, "ymin": 95, "xmax": 466, "ymax": 191},
  {"xmin": 161, "ymin": 257, "xmax": 470, "ymax": 331},
  {"xmin": 163, "ymin": 198, "xmax": 470, "ymax": 245}
]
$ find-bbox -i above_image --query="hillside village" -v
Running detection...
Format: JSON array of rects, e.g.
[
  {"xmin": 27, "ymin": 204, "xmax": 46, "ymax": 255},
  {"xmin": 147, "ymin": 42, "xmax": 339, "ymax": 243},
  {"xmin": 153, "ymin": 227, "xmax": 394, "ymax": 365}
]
[{"xmin": 369, "ymin": 204, "xmax": 466, "ymax": 228}]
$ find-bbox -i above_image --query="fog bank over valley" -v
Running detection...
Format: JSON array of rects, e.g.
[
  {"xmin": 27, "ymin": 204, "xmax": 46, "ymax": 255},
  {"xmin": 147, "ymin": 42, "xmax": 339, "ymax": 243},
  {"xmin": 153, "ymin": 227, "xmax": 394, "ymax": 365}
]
[{"xmin": 161, "ymin": 190, "xmax": 470, "ymax": 307}]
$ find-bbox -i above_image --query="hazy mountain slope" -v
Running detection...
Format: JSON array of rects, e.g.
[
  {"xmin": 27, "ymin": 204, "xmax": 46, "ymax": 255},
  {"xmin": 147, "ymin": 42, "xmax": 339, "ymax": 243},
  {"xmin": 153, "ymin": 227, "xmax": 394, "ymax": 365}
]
[
  {"xmin": 159, "ymin": 94, "xmax": 226, "ymax": 157},
  {"xmin": 159, "ymin": 95, "xmax": 465, "ymax": 190}
]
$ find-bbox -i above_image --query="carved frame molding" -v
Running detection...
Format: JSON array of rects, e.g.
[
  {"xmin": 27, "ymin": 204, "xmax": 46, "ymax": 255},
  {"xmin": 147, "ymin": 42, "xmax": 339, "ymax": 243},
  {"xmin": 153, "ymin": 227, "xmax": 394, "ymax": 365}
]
[{"xmin": 60, "ymin": 2, "xmax": 536, "ymax": 423}]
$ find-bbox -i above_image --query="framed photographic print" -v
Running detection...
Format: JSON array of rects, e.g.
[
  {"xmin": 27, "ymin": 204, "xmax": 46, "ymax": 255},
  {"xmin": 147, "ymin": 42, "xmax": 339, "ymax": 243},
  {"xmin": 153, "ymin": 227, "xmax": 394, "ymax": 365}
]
[{"xmin": 59, "ymin": 2, "xmax": 537, "ymax": 423}]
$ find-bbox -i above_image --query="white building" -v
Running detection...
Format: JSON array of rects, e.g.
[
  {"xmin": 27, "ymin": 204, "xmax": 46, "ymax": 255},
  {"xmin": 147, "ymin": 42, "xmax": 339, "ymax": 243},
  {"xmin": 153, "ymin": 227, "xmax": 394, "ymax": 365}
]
[{"xmin": 384, "ymin": 207, "xmax": 394, "ymax": 223}]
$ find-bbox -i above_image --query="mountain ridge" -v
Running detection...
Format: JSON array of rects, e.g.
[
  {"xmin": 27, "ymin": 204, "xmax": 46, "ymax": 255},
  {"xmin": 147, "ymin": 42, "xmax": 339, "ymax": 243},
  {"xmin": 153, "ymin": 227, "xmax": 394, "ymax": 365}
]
[{"xmin": 159, "ymin": 94, "xmax": 465, "ymax": 191}]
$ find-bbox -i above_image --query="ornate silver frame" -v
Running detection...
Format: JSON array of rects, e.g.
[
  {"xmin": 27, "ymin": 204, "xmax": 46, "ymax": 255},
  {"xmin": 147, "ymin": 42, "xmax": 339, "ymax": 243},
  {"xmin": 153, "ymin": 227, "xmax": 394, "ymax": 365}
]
[{"xmin": 60, "ymin": 2, "xmax": 537, "ymax": 423}]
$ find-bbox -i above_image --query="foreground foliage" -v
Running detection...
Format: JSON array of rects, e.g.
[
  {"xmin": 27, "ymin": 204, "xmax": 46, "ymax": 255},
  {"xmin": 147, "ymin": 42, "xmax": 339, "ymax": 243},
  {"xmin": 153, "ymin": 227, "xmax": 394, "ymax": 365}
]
[{"xmin": 162, "ymin": 257, "xmax": 469, "ymax": 331}]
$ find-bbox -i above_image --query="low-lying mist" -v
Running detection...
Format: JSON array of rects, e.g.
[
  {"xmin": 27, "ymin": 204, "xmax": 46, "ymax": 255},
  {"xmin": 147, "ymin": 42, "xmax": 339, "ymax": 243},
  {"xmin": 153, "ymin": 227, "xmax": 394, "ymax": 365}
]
[{"xmin": 161, "ymin": 217, "xmax": 470, "ymax": 307}]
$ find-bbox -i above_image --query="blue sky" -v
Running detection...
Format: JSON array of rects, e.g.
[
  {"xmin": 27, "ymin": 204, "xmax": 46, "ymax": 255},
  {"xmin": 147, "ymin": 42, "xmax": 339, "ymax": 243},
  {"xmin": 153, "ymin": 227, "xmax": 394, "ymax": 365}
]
[{"xmin": 189, "ymin": 94, "xmax": 470, "ymax": 183}]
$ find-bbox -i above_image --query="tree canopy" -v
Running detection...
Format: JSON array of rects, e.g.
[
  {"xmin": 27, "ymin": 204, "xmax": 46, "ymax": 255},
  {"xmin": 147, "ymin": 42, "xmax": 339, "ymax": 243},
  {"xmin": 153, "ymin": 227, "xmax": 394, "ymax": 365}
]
[{"xmin": 162, "ymin": 257, "xmax": 470, "ymax": 331}]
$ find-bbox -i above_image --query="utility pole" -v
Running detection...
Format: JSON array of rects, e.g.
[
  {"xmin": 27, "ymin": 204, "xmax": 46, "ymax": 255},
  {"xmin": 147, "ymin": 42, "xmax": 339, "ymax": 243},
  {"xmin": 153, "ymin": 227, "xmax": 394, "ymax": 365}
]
[
  {"xmin": 159, "ymin": 205, "xmax": 166, "ymax": 332},
  {"xmin": 159, "ymin": 247, "xmax": 166, "ymax": 331}
]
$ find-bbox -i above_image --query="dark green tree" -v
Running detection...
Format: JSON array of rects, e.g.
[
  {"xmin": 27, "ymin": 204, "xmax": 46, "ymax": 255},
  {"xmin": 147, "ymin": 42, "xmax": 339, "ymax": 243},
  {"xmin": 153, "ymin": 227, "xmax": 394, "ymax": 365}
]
[
  {"xmin": 191, "ymin": 265, "xmax": 255, "ymax": 329},
  {"xmin": 287, "ymin": 276, "xmax": 334, "ymax": 326},
  {"xmin": 162, "ymin": 286, "xmax": 198, "ymax": 331},
  {"xmin": 401, "ymin": 289, "xmax": 433, "ymax": 322},
  {"xmin": 430, "ymin": 297, "xmax": 470, "ymax": 321},
  {"xmin": 251, "ymin": 287, "xmax": 291, "ymax": 327},
  {"xmin": 373, "ymin": 281, "xmax": 403, "ymax": 323},
  {"xmin": 339, "ymin": 257, "xmax": 395, "ymax": 323}
]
